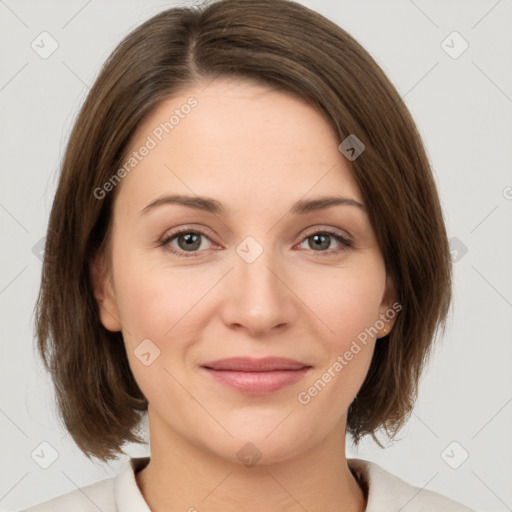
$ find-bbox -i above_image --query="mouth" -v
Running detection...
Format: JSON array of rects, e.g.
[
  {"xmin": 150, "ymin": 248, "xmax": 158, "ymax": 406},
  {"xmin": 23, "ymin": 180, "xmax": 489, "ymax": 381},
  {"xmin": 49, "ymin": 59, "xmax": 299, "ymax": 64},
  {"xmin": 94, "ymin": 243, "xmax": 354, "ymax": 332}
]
[{"xmin": 200, "ymin": 357, "xmax": 312, "ymax": 395}]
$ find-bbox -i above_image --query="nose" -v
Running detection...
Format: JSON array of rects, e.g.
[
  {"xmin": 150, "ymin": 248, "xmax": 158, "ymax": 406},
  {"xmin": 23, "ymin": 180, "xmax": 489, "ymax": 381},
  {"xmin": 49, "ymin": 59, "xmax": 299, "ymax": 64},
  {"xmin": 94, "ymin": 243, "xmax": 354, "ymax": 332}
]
[{"xmin": 219, "ymin": 237, "xmax": 297, "ymax": 337}]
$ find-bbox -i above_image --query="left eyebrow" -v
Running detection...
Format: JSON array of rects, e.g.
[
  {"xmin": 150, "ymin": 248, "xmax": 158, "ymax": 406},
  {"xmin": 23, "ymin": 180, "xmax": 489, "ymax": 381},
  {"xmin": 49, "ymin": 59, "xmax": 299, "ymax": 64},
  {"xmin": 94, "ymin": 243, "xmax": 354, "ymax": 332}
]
[
  {"xmin": 139, "ymin": 194, "xmax": 366, "ymax": 217},
  {"xmin": 290, "ymin": 196, "xmax": 366, "ymax": 214}
]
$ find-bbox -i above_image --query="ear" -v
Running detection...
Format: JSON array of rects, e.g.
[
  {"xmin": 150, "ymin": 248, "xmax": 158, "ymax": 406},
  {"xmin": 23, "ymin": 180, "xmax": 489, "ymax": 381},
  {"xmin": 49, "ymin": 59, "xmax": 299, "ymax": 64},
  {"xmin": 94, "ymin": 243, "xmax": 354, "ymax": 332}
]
[
  {"xmin": 89, "ymin": 252, "xmax": 122, "ymax": 332},
  {"xmin": 376, "ymin": 273, "xmax": 399, "ymax": 339}
]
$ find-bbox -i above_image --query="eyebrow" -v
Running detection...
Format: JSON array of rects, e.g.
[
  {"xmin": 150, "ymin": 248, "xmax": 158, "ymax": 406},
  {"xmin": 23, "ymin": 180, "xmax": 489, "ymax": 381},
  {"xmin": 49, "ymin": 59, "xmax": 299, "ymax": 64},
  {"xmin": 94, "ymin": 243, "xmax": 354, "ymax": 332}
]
[{"xmin": 139, "ymin": 194, "xmax": 365, "ymax": 217}]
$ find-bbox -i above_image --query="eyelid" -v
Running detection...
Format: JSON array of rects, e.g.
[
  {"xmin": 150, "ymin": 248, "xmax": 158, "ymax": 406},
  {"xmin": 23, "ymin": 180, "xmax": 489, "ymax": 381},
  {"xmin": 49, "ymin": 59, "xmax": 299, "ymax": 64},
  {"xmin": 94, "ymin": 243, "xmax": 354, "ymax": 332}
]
[
  {"xmin": 160, "ymin": 224, "xmax": 352, "ymax": 243},
  {"xmin": 160, "ymin": 224, "xmax": 216, "ymax": 245},
  {"xmin": 300, "ymin": 224, "xmax": 353, "ymax": 242}
]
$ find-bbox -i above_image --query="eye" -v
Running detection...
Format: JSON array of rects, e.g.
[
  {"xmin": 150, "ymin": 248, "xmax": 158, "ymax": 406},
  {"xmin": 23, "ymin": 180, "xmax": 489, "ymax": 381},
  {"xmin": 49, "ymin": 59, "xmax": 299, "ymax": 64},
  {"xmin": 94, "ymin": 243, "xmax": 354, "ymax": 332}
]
[
  {"xmin": 296, "ymin": 229, "xmax": 353, "ymax": 256},
  {"xmin": 160, "ymin": 226, "xmax": 353, "ymax": 258},
  {"xmin": 161, "ymin": 228, "xmax": 213, "ymax": 257}
]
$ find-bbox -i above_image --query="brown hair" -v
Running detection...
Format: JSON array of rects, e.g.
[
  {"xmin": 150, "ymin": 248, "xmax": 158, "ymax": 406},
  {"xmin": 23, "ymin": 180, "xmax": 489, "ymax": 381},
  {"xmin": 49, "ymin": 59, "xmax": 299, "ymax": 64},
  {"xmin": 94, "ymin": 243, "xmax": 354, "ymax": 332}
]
[{"xmin": 35, "ymin": 0, "xmax": 452, "ymax": 462}]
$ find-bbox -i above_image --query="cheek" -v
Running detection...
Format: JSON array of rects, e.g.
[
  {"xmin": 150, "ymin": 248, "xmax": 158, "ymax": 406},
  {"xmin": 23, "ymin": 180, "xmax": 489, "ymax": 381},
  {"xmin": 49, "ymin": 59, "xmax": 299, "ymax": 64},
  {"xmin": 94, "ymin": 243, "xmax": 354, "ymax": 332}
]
[
  {"xmin": 296, "ymin": 263, "xmax": 384, "ymax": 398},
  {"xmin": 111, "ymin": 241, "xmax": 200, "ymax": 338},
  {"xmin": 112, "ymin": 260, "xmax": 198, "ymax": 404},
  {"xmin": 300, "ymin": 262, "xmax": 385, "ymax": 343},
  {"xmin": 115, "ymin": 271, "xmax": 170, "ymax": 342},
  {"xmin": 110, "ymin": 251, "xmax": 218, "ymax": 389}
]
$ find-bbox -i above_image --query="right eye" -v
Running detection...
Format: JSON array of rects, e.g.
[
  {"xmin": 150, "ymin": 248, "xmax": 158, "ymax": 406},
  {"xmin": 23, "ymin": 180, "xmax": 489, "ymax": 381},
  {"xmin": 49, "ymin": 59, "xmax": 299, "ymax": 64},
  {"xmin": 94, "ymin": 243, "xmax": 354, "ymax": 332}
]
[{"xmin": 160, "ymin": 229, "xmax": 214, "ymax": 257}]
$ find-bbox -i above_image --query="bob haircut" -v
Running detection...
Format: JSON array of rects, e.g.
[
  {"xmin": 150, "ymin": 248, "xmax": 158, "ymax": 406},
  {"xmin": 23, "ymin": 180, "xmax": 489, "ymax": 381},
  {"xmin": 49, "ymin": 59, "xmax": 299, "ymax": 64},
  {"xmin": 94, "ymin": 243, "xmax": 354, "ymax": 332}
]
[{"xmin": 35, "ymin": 0, "xmax": 452, "ymax": 463}]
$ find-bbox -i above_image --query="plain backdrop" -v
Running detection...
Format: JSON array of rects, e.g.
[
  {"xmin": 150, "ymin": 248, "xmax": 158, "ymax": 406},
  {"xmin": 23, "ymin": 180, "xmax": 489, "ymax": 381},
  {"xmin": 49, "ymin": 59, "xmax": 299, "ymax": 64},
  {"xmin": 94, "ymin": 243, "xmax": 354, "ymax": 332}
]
[{"xmin": 1, "ymin": 1, "xmax": 511, "ymax": 511}]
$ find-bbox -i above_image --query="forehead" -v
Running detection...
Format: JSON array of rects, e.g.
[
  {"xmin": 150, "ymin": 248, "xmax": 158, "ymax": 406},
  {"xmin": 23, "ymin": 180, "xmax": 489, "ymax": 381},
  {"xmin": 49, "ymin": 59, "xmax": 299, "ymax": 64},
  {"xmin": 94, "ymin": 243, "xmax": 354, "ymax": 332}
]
[{"xmin": 115, "ymin": 77, "xmax": 363, "ymax": 216}]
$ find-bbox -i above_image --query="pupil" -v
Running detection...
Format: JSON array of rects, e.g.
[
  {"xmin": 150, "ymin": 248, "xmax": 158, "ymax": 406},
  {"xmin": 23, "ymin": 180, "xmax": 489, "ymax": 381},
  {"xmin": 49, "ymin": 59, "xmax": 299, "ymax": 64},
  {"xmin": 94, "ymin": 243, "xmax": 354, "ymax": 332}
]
[
  {"xmin": 180, "ymin": 233, "xmax": 200, "ymax": 250},
  {"xmin": 312, "ymin": 234, "xmax": 329, "ymax": 250}
]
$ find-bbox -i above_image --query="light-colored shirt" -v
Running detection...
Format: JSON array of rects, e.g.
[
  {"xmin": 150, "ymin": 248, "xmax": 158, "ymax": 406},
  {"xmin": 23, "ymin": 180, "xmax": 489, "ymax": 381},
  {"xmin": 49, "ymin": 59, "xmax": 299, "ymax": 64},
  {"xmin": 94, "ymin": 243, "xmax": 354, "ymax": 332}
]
[{"xmin": 19, "ymin": 456, "xmax": 476, "ymax": 511}]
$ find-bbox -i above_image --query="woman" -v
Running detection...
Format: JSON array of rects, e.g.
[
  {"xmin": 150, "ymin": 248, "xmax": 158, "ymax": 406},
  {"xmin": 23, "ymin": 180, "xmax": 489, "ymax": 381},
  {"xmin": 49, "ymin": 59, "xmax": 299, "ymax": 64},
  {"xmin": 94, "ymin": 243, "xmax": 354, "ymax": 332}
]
[{"xmin": 24, "ymin": 0, "xmax": 476, "ymax": 510}]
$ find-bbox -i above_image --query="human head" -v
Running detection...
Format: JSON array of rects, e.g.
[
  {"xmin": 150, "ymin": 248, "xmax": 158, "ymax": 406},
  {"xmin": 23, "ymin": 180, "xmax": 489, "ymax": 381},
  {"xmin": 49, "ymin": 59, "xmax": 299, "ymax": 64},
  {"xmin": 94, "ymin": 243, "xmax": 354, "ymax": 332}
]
[{"xmin": 35, "ymin": 0, "xmax": 452, "ymax": 462}]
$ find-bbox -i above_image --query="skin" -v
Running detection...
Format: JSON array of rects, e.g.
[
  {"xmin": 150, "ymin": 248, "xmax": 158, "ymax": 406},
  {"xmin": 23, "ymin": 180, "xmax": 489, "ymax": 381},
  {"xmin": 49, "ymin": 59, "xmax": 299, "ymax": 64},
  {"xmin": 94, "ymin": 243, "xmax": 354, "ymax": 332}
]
[{"xmin": 91, "ymin": 77, "xmax": 397, "ymax": 512}]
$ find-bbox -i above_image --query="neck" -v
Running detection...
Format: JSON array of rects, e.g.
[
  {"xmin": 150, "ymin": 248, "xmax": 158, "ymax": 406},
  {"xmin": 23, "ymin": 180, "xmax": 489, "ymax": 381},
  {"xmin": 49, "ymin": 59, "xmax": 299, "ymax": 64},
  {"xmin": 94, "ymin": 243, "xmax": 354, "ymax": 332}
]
[{"xmin": 135, "ymin": 412, "xmax": 367, "ymax": 512}]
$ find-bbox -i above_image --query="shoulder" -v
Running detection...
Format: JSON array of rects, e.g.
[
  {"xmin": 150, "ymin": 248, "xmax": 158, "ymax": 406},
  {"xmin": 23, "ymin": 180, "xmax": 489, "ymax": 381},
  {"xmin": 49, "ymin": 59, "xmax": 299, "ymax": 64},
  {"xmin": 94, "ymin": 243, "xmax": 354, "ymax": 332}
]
[
  {"xmin": 348, "ymin": 458, "xmax": 477, "ymax": 512},
  {"xmin": 18, "ymin": 457, "xmax": 150, "ymax": 512},
  {"xmin": 18, "ymin": 475, "xmax": 116, "ymax": 512}
]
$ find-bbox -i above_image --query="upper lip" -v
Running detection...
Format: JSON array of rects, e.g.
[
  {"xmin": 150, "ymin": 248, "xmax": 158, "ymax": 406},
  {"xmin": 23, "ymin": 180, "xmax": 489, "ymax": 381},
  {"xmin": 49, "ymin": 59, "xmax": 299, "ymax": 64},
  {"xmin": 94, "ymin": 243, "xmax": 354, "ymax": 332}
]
[{"xmin": 201, "ymin": 357, "xmax": 311, "ymax": 372}]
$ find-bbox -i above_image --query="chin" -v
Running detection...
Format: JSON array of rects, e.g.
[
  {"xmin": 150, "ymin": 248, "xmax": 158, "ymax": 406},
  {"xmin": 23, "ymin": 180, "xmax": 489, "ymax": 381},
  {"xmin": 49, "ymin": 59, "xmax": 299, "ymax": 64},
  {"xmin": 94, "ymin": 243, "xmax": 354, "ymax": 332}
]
[{"xmin": 195, "ymin": 420, "xmax": 319, "ymax": 468}]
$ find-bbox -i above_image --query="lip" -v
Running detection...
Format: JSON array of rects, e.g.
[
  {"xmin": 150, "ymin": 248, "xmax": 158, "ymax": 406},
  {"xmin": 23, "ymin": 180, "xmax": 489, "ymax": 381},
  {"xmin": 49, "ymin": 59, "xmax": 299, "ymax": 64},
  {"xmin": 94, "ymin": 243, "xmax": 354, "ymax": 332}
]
[
  {"xmin": 201, "ymin": 356, "xmax": 310, "ymax": 371},
  {"xmin": 200, "ymin": 357, "xmax": 312, "ymax": 395}
]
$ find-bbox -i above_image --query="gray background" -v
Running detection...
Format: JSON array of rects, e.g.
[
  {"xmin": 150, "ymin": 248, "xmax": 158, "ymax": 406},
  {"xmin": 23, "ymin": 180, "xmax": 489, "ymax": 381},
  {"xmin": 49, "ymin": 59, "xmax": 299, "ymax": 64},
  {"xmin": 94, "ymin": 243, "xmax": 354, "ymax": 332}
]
[{"xmin": 1, "ymin": 0, "xmax": 511, "ymax": 510}]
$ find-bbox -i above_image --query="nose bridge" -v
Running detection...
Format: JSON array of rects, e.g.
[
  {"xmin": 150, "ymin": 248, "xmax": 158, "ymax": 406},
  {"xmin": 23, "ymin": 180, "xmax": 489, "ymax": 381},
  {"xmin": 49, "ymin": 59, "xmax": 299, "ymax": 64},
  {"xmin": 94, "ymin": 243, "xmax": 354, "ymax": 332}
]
[{"xmin": 236, "ymin": 233, "xmax": 283, "ymax": 302}]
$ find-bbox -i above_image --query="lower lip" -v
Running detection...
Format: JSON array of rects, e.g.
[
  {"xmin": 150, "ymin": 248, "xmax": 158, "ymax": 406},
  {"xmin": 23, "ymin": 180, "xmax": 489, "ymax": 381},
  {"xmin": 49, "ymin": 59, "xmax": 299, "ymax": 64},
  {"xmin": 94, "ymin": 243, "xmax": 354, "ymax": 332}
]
[{"xmin": 201, "ymin": 367, "xmax": 311, "ymax": 394}]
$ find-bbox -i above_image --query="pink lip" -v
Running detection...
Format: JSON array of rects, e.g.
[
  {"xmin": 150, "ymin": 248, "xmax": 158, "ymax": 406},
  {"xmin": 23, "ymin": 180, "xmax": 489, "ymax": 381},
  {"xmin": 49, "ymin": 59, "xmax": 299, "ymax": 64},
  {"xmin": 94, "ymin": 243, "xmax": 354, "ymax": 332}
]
[{"xmin": 200, "ymin": 357, "xmax": 312, "ymax": 395}]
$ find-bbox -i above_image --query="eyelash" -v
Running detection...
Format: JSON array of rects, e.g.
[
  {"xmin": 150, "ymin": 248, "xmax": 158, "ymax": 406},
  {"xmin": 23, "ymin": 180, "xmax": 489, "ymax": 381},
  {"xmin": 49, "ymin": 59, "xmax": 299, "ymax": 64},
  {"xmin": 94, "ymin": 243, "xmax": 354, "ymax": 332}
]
[{"xmin": 159, "ymin": 226, "xmax": 353, "ymax": 258}]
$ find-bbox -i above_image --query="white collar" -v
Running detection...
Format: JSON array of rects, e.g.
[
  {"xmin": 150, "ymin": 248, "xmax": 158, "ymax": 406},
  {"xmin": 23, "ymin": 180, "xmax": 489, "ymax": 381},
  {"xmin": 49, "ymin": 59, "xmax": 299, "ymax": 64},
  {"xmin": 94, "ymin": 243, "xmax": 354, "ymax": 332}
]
[{"xmin": 113, "ymin": 457, "xmax": 152, "ymax": 512}]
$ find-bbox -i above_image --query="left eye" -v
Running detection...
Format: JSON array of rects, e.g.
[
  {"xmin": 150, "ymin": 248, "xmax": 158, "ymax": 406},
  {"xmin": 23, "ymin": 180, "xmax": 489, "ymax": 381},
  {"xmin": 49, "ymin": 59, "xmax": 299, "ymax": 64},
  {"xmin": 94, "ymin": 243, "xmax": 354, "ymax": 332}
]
[
  {"xmin": 161, "ymin": 229, "xmax": 352, "ymax": 257},
  {"xmin": 297, "ymin": 231, "xmax": 352, "ymax": 253}
]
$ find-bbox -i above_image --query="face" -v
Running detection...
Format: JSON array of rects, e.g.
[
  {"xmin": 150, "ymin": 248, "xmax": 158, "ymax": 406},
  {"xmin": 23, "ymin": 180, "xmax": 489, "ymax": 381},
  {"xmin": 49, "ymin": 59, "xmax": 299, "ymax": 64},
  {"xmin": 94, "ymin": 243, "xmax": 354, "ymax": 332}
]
[{"xmin": 91, "ymin": 77, "xmax": 397, "ymax": 465}]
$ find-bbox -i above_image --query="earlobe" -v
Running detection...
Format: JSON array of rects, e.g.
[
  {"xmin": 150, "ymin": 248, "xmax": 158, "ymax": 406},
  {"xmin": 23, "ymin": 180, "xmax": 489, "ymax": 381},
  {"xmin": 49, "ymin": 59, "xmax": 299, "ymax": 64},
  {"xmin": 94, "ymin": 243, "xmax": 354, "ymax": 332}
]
[
  {"xmin": 377, "ymin": 274, "xmax": 399, "ymax": 338},
  {"xmin": 89, "ymin": 252, "xmax": 122, "ymax": 332}
]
